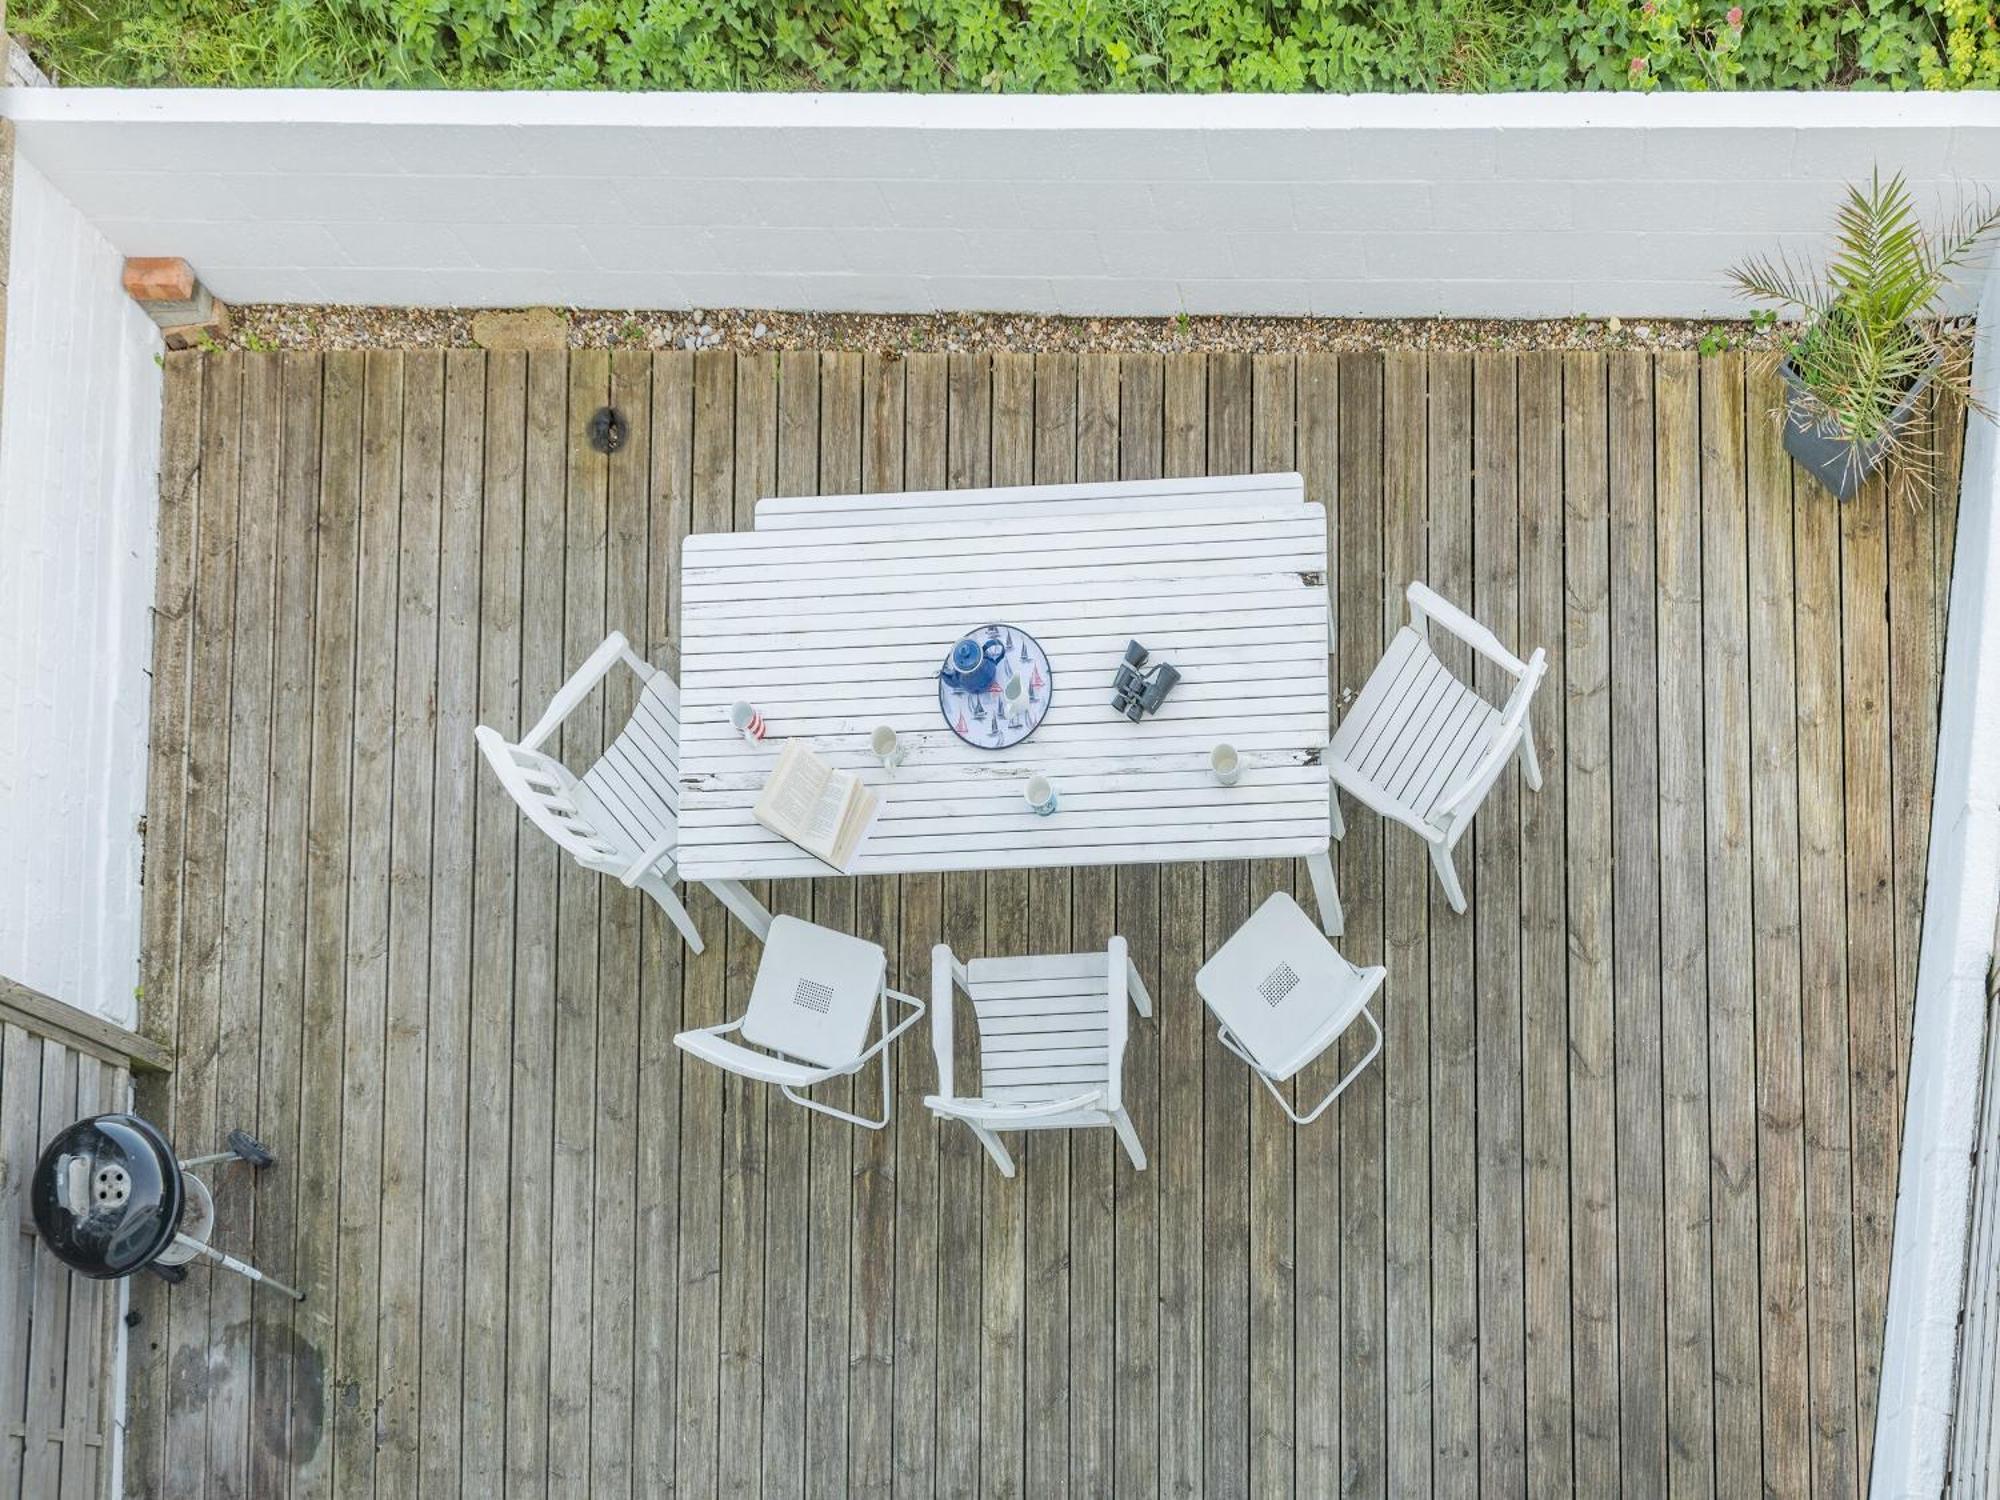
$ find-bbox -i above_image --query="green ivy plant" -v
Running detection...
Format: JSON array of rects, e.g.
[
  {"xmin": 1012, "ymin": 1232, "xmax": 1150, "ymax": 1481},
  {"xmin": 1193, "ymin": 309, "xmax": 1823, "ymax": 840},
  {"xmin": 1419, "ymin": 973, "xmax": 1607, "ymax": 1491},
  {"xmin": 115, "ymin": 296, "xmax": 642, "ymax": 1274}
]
[
  {"xmin": 1919, "ymin": 0, "xmax": 2000, "ymax": 86},
  {"xmin": 14, "ymin": 0, "xmax": 1992, "ymax": 91}
]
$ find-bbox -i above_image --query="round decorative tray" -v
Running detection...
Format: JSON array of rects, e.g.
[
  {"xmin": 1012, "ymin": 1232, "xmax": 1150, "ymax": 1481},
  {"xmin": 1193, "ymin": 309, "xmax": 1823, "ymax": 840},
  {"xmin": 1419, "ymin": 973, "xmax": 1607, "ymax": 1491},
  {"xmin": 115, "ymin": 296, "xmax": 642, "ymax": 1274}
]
[{"xmin": 937, "ymin": 624, "xmax": 1053, "ymax": 750}]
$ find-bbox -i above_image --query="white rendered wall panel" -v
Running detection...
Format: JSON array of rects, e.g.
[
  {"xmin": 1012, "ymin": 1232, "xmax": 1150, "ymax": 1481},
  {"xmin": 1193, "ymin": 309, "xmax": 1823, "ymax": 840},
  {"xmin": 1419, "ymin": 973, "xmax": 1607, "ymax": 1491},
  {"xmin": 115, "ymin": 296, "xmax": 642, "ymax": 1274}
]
[
  {"xmin": 0, "ymin": 155, "xmax": 161, "ymax": 1026},
  {"xmin": 2, "ymin": 90, "xmax": 1996, "ymax": 317}
]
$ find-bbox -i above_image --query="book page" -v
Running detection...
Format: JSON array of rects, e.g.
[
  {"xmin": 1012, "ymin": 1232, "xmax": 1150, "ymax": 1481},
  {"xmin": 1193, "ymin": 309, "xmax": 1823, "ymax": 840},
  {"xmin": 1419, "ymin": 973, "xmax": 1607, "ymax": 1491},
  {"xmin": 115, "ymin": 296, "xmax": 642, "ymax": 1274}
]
[
  {"xmin": 831, "ymin": 782, "xmax": 880, "ymax": 870},
  {"xmin": 800, "ymin": 767, "xmax": 853, "ymax": 857},
  {"xmin": 755, "ymin": 741, "xmax": 828, "ymax": 841},
  {"xmin": 754, "ymin": 742, "xmax": 855, "ymax": 864}
]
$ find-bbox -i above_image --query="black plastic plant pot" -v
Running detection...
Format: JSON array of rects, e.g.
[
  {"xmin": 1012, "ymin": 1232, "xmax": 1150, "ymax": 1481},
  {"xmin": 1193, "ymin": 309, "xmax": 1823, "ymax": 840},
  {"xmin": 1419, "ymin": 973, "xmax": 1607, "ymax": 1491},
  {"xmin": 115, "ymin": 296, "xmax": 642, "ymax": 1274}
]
[{"xmin": 1779, "ymin": 354, "xmax": 1937, "ymax": 502}]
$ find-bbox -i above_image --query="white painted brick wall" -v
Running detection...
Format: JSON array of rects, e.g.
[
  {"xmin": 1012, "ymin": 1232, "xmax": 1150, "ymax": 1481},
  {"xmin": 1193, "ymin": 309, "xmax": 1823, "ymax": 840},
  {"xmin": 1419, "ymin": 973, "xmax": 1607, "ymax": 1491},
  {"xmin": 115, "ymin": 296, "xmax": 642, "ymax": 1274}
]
[
  {"xmin": 0, "ymin": 155, "xmax": 162, "ymax": 1027},
  {"xmin": 1, "ymin": 90, "xmax": 1995, "ymax": 318}
]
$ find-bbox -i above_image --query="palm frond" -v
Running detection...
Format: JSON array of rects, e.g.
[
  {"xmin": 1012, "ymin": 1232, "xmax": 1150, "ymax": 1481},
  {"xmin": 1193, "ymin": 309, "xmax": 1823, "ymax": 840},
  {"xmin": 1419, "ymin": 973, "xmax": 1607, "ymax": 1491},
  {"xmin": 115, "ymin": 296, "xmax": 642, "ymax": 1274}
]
[
  {"xmin": 1919, "ymin": 195, "xmax": 2000, "ymax": 293},
  {"xmin": 1729, "ymin": 167, "xmax": 2000, "ymax": 478},
  {"xmin": 1728, "ymin": 248, "xmax": 1827, "ymax": 318}
]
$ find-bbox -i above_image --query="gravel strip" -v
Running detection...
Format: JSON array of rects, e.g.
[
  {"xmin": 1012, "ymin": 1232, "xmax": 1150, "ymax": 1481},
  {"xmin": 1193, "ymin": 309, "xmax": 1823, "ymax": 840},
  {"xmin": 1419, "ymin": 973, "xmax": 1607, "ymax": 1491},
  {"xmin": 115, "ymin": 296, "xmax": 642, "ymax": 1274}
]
[{"xmin": 227, "ymin": 304, "xmax": 1796, "ymax": 356}]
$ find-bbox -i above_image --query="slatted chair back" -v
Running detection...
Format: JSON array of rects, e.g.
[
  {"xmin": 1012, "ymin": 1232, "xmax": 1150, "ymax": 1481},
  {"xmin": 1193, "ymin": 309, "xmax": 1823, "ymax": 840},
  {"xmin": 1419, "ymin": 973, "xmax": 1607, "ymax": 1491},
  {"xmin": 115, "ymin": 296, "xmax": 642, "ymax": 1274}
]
[
  {"xmin": 475, "ymin": 631, "xmax": 729, "ymax": 956},
  {"xmin": 474, "ymin": 729, "xmax": 626, "ymax": 870},
  {"xmin": 926, "ymin": 937, "xmax": 1152, "ymax": 1177},
  {"xmin": 1429, "ymin": 649, "xmax": 1548, "ymax": 839},
  {"xmin": 1326, "ymin": 582, "xmax": 1545, "ymax": 913},
  {"xmin": 755, "ymin": 471, "xmax": 1304, "ymax": 530}
]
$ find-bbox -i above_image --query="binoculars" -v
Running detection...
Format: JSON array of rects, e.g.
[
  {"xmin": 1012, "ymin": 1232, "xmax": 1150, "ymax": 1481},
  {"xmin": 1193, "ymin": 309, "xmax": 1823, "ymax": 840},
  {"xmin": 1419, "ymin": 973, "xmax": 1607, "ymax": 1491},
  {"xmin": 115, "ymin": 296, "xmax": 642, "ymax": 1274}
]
[{"xmin": 1110, "ymin": 640, "xmax": 1181, "ymax": 721}]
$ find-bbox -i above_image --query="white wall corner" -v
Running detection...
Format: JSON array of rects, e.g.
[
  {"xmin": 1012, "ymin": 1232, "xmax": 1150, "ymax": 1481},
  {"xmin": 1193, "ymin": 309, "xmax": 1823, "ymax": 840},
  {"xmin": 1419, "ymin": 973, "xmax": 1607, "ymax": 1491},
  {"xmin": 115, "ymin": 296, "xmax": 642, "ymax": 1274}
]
[{"xmin": 1871, "ymin": 262, "xmax": 2000, "ymax": 1499}]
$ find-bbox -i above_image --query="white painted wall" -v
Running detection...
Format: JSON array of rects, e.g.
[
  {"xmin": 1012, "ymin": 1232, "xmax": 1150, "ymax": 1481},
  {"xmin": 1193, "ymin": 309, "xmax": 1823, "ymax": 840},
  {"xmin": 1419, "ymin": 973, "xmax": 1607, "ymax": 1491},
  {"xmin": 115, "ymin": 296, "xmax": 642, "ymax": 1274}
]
[
  {"xmin": 1872, "ymin": 263, "xmax": 2000, "ymax": 1500},
  {"xmin": 1949, "ymin": 978, "xmax": 2000, "ymax": 1496},
  {"xmin": 1, "ymin": 89, "xmax": 1996, "ymax": 318},
  {"xmin": 0, "ymin": 154, "xmax": 163, "ymax": 1027}
]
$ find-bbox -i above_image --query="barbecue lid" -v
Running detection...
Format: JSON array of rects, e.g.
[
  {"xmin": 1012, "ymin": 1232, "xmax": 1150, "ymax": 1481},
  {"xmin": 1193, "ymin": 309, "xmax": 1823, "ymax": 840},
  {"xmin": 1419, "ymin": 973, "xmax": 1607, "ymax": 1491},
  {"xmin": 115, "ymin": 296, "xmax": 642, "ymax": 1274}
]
[{"xmin": 31, "ymin": 1113, "xmax": 185, "ymax": 1278}]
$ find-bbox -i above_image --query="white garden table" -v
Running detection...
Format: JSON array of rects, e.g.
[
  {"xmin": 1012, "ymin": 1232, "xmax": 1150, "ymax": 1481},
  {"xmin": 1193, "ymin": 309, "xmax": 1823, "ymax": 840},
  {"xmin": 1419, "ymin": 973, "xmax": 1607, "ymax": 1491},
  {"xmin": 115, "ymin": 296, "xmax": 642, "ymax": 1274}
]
[{"xmin": 673, "ymin": 502, "xmax": 1343, "ymax": 934}]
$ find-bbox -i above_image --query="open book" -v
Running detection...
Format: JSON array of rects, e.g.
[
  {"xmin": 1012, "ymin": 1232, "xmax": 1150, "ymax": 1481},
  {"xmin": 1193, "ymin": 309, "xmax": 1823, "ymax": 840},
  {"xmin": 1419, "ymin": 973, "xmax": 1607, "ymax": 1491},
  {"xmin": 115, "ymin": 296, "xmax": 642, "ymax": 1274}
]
[{"xmin": 753, "ymin": 740, "xmax": 880, "ymax": 871}]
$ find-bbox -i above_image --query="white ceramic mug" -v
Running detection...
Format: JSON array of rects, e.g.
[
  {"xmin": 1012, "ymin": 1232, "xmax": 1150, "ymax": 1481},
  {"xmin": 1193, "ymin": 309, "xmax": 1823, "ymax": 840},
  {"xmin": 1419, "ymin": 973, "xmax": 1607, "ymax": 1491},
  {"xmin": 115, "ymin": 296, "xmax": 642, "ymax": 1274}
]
[
  {"xmin": 730, "ymin": 701, "xmax": 766, "ymax": 744},
  {"xmin": 871, "ymin": 724, "xmax": 906, "ymax": 773},
  {"xmin": 1024, "ymin": 773, "xmax": 1059, "ymax": 816},
  {"xmin": 1210, "ymin": 743, "xmax": 1242, "ymax": 786}
]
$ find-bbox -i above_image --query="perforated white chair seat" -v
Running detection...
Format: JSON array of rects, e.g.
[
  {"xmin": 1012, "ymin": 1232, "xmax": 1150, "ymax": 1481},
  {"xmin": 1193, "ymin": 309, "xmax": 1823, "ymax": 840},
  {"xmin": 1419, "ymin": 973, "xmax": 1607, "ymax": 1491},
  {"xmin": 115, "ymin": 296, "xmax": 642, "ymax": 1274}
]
[
  {"xmin": 1196, "ymin": 894, "xmax": 1385, "ymax": 1126},
  {"xmin": 1329, "ymin": 626, "xmax": 1502, "ymax": 827},
  {"xmin": 740, "ymin": 916, "xmax": 890, "ymax": 1069},
  {"xmin": 673, "ymin": 915, "xmax": 922, "ymax": 1131},
  {"xmin": 962, "ymin": 953, "xmax": 1118, "ymax": 1105}
]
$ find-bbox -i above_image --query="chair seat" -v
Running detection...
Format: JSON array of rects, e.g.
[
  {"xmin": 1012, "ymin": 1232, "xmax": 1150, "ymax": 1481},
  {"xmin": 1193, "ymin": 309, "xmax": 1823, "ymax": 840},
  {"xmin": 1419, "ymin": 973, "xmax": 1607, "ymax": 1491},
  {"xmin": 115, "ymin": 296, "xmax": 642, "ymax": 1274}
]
[
  {"xmin": 673, "ymin": 1030, "xmax": 827, "ymax": 1087},
  {"xmin": 1330, "ymin": 625, "xmax": 1501, "ymax": 825},
  {"xmin": 575, "ymin": 673, "xmax": 681, "ymax": 861},
  {"xmin": 741, "ymin": 916, "xmax": 888, "ymax": 1068},
  {"xmin": 964, "ymin": 952, "xmax": 1114, "ymax": 1105},
  {"xmin": 1195, "ymin": 893, "xmax": 1375, "ymax": 1081}
]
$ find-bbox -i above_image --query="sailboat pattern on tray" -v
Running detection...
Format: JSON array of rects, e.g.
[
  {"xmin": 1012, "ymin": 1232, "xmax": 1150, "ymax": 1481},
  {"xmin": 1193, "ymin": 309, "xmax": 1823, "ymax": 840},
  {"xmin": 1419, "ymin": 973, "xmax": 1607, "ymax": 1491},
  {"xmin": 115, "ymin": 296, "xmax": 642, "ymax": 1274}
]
[{"xmin": 938, "ymin": 623, "xmax": 1053, "ymax": 750}]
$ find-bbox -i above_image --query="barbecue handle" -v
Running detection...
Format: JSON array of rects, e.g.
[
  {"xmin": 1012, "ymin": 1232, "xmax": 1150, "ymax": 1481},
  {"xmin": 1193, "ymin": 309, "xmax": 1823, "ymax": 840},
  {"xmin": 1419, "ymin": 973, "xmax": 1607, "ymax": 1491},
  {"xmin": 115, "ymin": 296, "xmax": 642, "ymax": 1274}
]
[{"xmin": 172, "ymin": 1234, "xmax": 307, "ymax": 1302}]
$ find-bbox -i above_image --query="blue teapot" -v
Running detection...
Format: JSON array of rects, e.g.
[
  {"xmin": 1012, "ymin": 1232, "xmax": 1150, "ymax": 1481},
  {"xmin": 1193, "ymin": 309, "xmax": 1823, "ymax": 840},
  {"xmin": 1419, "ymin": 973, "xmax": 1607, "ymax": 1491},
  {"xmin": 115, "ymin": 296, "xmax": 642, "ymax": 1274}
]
[{"xmin": 940, "ymin": 635, "xmax": 1006, "ymax": 694}]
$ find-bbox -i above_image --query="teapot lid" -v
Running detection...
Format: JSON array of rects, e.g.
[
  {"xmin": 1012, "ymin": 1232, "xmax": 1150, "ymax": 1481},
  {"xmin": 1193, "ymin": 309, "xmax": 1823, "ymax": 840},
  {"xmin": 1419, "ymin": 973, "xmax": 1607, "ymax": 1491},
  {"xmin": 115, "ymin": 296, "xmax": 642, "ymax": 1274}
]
[{"xmin": 950, "ymin": 638, "xmax": 983, "ymax": 671}]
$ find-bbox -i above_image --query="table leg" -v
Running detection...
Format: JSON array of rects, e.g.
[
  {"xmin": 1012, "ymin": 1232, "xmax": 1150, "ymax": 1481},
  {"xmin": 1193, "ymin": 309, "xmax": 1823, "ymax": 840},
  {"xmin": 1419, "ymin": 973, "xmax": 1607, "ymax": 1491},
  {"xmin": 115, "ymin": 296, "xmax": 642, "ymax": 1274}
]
[
  {"xmin": 704, "ymin": 878, "xmax": 775, "ymax": 942},
  {"xmin": 1303, "ymin": 849, "xmax": 1344, "ymax": 938}
]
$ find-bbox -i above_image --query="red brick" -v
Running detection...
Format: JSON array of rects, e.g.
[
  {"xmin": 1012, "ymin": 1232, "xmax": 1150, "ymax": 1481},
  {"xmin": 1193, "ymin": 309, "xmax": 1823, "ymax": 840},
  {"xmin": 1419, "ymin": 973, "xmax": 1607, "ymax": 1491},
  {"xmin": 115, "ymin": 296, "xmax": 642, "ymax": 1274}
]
[{"xmin": 122, "ymin": 256, "xmax": 196, "ymax": 303}]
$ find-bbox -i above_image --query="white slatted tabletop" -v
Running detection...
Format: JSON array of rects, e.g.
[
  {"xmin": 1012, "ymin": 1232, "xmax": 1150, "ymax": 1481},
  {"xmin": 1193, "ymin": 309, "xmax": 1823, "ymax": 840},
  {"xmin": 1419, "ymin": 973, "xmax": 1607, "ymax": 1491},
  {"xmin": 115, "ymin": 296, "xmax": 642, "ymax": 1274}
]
[{"xmin": 674, "ymin": 504, "xmax": 1332, "ymax": 881}]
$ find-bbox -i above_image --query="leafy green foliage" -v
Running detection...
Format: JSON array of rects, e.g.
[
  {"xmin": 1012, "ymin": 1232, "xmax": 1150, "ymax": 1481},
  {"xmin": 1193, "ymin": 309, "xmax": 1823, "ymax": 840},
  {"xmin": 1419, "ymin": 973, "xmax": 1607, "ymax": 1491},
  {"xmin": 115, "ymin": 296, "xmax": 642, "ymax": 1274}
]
[
  {"xmin": 1919, "ymin": 0, "xmax": 2000, "ymax": 85},
  {"xmin": 1730, "ymin": 170, "xmax": 1998, "ymax": 491},
  {"xmin": 15, "ymin": 0, "xmax": 1990, "ymax": 90}
]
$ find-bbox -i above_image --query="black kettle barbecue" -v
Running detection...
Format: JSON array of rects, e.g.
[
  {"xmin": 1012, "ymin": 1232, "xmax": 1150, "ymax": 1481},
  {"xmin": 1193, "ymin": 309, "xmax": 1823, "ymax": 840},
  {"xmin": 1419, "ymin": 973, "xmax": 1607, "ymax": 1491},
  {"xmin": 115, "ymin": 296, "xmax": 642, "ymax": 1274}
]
[{"xmin": 31, "ymin": 1113, "xmax": 304, "ymax": 1300}]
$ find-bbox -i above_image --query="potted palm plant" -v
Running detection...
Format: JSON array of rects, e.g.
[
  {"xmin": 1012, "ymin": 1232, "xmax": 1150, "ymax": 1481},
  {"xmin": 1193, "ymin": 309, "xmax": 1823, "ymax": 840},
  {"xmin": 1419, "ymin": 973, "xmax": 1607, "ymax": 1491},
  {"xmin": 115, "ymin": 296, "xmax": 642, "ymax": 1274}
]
[{"xmin": 1730, "ymin": 170, "xmax": 1998, "ymax": 501}]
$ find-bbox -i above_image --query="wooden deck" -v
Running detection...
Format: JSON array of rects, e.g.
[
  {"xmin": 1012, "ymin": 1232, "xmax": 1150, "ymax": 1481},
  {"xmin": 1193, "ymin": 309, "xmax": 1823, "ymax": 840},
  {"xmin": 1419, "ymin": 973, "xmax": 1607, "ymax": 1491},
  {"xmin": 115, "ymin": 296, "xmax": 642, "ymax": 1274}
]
[{"xmin": 129, "ymin": 347, "xmax": 1963, "ymax": 1500}]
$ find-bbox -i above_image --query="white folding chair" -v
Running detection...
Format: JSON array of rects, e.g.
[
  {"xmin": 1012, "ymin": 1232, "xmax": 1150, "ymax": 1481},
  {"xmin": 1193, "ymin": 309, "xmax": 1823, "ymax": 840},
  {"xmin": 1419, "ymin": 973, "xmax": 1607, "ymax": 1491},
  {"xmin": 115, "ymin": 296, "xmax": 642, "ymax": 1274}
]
[
  {"xmin": 1196, "ymin": 892, "xmax": 1385, "ymax": 1126},
  {"xmin": 673, "ymin": 916, "xmax": 926, "ymax": 1129},
  {"xmin": 1326, "ymin": 581, "xmax": 1546, "ymax": 913},
  {"xmin": 924, "ymin": 936, "xmax": 1151, "ymax": 1179},
  {"xmin": 475, "ymin": 631, "xmax": 773, "ymax": 954}
]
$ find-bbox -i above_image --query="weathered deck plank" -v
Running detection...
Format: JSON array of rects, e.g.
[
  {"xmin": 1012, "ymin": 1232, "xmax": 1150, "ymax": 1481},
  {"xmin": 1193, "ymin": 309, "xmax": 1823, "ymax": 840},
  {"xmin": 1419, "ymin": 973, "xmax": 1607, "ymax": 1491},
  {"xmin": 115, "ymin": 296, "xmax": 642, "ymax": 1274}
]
[
  {"xmin": 1427, "ymin": 351, "xmax": 1478, "ymax": 1500},
  {"xmin": 716, "ymin": 349, "xmax": 771, "ymax": 1500},
  {"xmin": 1609, "ymin": 349, "xmax": 1667, "ymax": 1494},
  {"xmin": 129, "ymin": 348, "xmax": 1958, "ymax": 1500},
  {"xmin": 420, "ymin": 348, "xmax": 483, "ymax": 1499},
  {"xmin": 377, "ymin": 348, "xmax": 441, "ymax": 1498},
  {"xmin": 1201, "ymin": 350, "xmax": 1253, "ymax": 1500},
  {"xmin": 1702, "ymin": 352, "xmax": 1766, "ymax": 1500},
  {"xmin": 1749, "ymin": 360, "xmax": 1810, "ymax": 1500},
  {"xmin": 464, "ymin": 350, "xmax": 525, "ymax": 1499},
  {"xmin": 1296, "ymin": 349, "xmax": 1348, "ymax": 1499},
  {"xmin": 1110, "ymin": 355, "xmax": 1166, "ymax": 1500},
  {"xmin": 1473, "ymin": 352, "xmax": 1526, "ymax": 1499},
  {"xmin": 1654, "ymin": 350, "xmax": 1715, "ymax": 1498},
  {"xmin": 1515, "ymin": 349, "xmax": 1573, "ymax": 1500},
  {"xmin": 504, "ymin": 348, "xmax": 567, "ymax": 1500},
  {"xmin": 249, "ymin": 351, "xmax": 320, "ymax": 1500},
  {"xmin": 1563, "ymin": 350, "xmax": 1620, "ymax": 1495}
]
